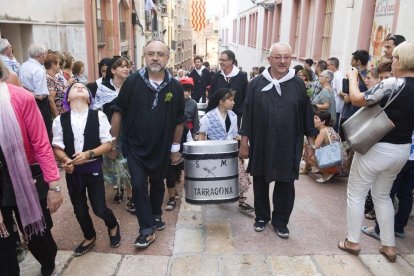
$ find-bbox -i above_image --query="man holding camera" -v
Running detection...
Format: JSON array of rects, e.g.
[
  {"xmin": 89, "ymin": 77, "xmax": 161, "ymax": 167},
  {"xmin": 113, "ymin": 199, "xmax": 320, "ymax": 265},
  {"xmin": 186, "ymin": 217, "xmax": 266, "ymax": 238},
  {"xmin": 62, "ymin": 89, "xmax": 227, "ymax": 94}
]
[{"xmin": 338, "ymin": 50, "xmax": 369, "ymax": 140}]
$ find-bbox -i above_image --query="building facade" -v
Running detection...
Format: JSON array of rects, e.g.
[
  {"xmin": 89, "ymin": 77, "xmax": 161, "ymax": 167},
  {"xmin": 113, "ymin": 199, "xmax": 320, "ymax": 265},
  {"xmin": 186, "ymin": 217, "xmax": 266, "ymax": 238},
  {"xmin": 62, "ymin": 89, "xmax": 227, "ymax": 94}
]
[
  {"xmin": 219, "ymin": 0, "xmax": 413, "ymax": 75},
  {"xmin": 0, "ymin": 1, "xmax": 87, "ymax": 68},
  {"xmin": 164, "ymin": 0, "xmax": 193, "ymax": 70}
]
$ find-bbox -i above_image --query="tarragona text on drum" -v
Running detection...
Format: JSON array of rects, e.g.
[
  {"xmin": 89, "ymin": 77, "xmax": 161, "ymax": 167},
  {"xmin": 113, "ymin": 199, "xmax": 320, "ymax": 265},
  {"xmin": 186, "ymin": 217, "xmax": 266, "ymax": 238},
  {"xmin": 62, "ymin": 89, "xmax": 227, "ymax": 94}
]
[{"xmin": 193, "ymin": 187, "xmax": 234, "ymax": 196}]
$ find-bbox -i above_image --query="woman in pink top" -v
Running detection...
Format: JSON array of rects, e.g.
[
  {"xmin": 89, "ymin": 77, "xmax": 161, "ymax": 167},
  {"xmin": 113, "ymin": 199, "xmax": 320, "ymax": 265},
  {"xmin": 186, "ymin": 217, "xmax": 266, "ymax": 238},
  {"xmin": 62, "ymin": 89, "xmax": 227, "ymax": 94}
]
[{"xmin": 0, "ymin": 60, "xmax": 62, "ymax": 276}]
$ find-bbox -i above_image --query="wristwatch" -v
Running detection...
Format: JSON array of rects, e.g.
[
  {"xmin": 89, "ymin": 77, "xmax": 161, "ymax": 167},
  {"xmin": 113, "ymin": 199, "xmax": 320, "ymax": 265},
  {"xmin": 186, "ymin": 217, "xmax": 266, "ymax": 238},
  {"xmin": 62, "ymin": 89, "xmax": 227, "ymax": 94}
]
[
  {"xmin": 49, "ymin": 185, "xmax": 61, "ymax": 192},
  {"xmin": 88, "ymin": 150, "xmax": 96, "ymax": 159}
]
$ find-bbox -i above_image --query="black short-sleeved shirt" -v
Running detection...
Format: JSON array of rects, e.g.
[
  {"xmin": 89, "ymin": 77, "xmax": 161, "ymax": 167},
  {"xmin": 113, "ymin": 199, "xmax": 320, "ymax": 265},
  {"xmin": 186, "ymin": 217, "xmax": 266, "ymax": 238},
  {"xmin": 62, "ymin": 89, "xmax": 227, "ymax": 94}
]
[
  {"xmin": 364, "ymin": 77, "xmax": 414, "ymax": 144},
  {"xmin": 112, "ymin": 70, "xmax": 185, "ymax": 170}
]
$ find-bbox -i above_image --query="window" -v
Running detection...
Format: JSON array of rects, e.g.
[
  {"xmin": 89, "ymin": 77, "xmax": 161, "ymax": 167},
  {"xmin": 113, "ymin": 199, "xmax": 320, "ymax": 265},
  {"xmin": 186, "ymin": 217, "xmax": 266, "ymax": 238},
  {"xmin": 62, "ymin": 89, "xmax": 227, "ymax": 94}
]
[
  {"xmin": 290, "ymin": 0, "xmax": 301, "ymax": 56},
  {"xmin": 248, "ymin": 12, "xmax": 258, "ymax": 48},
  {"xmin": 272, "ymin": 4, "xmax": 282, "ymax": 46},
  {"xmin": 119, "ymin": 2, "xmax": 126, "ymax": 41},
  {"xmin": 232, "ymin": 19, "xmax": 237, "ymax": 43},
  {"xmin": 239, "ymin": 16, "xmax": 246, "ymax": 45},
  {"xmin": 226, "ymin": 0, "xmax": 230, "ymax": 16},
  {"xmin": 225, "ymin": 28, "xmax": 229, "ymax": 45},
  {"xmin": 96, "ymin": 0, "xmax": 105, "ymax": 44},
  {"xmin": 321, "ymin": 0, "xmax": 334, "ymax": 59},
  {"xmin": 262, "ymin": 11, "xmax": 269, "ymax": 49}
]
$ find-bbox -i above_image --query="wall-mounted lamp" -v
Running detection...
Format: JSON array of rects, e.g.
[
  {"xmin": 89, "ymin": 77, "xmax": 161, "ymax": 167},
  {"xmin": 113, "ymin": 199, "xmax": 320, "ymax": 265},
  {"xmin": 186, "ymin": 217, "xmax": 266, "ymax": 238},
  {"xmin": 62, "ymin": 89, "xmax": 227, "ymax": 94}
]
[{"xmin": 251, "ymin": 0, "xmax": 275, "ymax": 11}]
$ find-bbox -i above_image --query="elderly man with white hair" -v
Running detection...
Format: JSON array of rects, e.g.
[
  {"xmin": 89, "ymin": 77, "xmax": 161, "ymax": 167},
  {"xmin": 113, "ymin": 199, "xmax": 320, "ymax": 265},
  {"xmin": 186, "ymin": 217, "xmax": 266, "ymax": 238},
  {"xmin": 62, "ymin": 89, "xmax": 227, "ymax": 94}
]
[
  {"xmin": 239, "ymin": 42, "xmax": 317, "ymax": 238},
  {"xmin": 0, "ymin": 38, "xmax": 21, "ymax": 76},
  {"xmin": 19, "ymin": 43, "xmax": 52, "ymax": 140}
]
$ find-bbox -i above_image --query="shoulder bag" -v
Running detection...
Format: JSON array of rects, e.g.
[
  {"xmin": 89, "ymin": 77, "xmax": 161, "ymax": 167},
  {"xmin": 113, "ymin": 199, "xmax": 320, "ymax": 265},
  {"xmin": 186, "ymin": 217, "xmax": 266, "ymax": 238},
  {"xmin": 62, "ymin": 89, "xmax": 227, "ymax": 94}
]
[
  {"xmin": 315, "ymin": 128, "xmax": 342, "ymax": 169},
  {"xmin": 342, "ymin": 79, "xmax": 406, "ymax": 154}
]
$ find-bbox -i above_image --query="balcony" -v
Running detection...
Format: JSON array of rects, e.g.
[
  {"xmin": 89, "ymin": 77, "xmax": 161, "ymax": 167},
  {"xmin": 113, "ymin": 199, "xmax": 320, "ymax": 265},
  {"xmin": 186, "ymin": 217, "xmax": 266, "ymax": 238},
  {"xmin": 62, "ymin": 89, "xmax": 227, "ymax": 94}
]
[{"xmin": 161, "ymin": 6, "xmax": 168, "ymax": 17}]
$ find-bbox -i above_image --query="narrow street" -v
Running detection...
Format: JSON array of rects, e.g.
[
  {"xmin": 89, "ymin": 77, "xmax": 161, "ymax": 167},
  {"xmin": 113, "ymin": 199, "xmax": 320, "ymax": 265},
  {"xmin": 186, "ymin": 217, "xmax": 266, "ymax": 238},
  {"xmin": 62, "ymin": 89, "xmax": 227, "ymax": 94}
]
[{"xmin": 19, "ymin": 168, "xmax": 414, "ymax": 275}]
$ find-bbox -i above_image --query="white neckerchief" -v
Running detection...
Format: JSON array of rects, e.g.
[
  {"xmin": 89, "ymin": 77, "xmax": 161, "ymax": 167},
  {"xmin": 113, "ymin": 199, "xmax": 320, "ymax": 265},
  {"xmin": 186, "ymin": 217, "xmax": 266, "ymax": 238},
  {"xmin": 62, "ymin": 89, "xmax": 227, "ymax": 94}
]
[
  {"xmin": 261, "ymin": 67, "xmax": 295, "ymax": 95},
  {"xmin": 220, "ymin": 66, "xmax": 240, "ymax": 82},
  {"xmin": 149, "ymin": 79, "xmax": 162, "ymax": 90},
  {"xmin": 195, "ymin": 65, "xmax": 205, "ymax": 76}
]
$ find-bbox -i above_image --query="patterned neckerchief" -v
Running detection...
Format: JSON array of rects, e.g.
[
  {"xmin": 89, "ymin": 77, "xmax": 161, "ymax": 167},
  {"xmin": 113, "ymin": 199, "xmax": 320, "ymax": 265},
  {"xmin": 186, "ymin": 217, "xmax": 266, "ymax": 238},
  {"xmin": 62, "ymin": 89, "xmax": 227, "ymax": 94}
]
[{"xmin": 138, "ymin": 68, "xmax": 173, "ymax": 109}]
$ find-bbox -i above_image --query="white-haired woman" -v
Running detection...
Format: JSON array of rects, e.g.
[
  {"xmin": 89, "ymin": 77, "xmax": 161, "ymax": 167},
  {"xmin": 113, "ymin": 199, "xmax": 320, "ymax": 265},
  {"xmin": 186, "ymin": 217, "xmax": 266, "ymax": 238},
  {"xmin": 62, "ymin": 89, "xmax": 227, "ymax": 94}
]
[
  {"xmin": 311, "ymin": 70, "xmax": 336, "ymax": 126},
  {"xmin": 338, "ymin": 41, "xmax": 414, "ymax": 262}
]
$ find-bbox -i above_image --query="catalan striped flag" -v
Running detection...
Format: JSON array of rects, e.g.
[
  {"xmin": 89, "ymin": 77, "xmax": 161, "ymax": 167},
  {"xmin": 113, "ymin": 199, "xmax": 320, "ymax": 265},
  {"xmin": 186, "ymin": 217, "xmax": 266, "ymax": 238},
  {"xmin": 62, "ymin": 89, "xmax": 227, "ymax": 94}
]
[{"xmin": 191, "ymin": 0, "xmax": 206, "ymax": 31}]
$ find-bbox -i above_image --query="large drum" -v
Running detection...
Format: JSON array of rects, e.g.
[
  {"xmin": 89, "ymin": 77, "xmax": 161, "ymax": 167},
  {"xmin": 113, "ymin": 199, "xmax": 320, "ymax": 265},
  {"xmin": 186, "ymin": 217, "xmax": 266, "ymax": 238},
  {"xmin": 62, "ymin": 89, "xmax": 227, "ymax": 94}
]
[{"xmin": 183, "ymin": 140, "xmax": 239, "ymax": 204}]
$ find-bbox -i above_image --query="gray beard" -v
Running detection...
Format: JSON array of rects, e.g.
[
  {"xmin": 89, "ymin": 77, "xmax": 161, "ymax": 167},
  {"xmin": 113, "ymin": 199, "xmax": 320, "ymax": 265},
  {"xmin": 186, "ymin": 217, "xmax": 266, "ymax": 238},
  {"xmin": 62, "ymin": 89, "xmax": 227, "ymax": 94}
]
[{"xmin": 148, "ymin": 65, "xmax": 164, "ymax": 72}]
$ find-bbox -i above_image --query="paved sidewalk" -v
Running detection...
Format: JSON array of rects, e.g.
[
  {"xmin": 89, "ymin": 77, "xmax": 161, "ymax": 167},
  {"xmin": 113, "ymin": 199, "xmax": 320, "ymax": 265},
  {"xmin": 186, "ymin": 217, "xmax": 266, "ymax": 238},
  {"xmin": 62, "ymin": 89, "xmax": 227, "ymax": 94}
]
[{"xmin": 19, "ymin": 170, "xmax": 414, "ymax": 275}]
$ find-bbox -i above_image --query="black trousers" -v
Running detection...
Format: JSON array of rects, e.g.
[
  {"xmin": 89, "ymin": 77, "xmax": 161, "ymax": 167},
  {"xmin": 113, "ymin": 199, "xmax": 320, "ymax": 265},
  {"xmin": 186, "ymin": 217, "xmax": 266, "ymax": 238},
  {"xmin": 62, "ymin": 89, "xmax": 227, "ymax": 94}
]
[
  {"xmin": 68, "ymin": 172, "xmax": 117, "ymax": 240},
  {"xmin": 253, "ymin": 176, "xmax": 295, "ymax": 228},
  {"xmin": 127, "ymin": 157, "xmax": 165, "ymax": 236},
  {"xmin": 166, "ymin": 163, "xmax": 183, "ymax": 189},
  {"xmin": 35, "ymin": 97, "xmax": 52, "ymax": 142},
  {"xmin": 0, "ymin": 199, "xmax": 57, "ymax": 276}
]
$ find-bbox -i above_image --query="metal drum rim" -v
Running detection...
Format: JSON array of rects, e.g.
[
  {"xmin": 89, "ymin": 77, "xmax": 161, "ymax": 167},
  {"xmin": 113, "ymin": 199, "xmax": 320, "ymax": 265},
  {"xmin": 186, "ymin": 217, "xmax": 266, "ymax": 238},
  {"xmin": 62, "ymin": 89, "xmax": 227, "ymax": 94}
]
[{"xmin": 183, "ymin": 140, "xmax": 238, "ymax": 154}]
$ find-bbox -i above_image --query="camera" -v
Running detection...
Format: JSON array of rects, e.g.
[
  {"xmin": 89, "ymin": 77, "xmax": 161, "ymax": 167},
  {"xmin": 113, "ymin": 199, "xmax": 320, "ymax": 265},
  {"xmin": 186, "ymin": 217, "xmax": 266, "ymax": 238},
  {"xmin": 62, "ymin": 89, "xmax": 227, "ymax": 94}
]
[{"xmin": 342, "ymin": 78, "xmax": 349, "ymax": 94}]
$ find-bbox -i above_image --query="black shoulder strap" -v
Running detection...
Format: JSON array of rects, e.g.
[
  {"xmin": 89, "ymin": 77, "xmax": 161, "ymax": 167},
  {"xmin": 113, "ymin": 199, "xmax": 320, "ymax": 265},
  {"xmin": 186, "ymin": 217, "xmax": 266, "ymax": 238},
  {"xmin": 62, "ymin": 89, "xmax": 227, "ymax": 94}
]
[
  {"xmin": 83, "ymin": 110, "xmax": 101, "ymax": 152},
  {"xmin": 61, "ymin": 112, "xmax": 75, "ymax": 157}
]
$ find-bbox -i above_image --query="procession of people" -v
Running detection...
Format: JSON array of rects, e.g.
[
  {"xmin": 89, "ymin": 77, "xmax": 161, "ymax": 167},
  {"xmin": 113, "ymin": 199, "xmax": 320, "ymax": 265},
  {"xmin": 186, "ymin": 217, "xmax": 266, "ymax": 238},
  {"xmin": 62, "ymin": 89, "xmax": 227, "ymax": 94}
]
[{"xmin": 1, "ymin": 33, "xmax": 414, "ymax": 276}]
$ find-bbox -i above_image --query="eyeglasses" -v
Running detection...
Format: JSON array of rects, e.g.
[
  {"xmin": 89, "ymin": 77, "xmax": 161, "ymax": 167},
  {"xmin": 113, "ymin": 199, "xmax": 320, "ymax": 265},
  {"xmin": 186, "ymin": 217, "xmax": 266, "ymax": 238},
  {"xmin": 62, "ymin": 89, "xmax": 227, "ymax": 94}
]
[
  {"xmin": 219, "ymin": 58, "xmax": 230, "ymax": 62},
  {"xmin": 145, "ymin": 51, "xmax": 168, "ymax": 58},
  {"xmin": 388, "ymin": 34, "xmax": 397, "ymax": 41},
  {"xmin": 269, "ymin": 55, "xmax": 292, "ymax": 62}
]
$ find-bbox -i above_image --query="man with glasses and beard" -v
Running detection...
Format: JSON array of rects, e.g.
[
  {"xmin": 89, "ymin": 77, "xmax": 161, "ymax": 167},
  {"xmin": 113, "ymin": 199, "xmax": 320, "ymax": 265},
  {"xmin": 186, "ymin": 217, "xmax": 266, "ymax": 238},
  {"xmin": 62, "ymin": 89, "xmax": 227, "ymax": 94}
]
[
  {"xmin": 239, "ymin": 42, "xmax": 317, "ymax": 239},
  {"xmin": 110, "ymin": 39, "xmax": 184, "ymax": 248}
]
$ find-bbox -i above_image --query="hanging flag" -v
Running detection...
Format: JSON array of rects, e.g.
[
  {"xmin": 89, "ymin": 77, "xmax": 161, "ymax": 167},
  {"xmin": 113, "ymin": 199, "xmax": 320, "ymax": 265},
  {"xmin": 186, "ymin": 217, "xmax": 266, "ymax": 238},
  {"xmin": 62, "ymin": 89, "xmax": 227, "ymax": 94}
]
[{"xmin": 191, "ymin": 0, "xmax": 206, "ymax": 31}]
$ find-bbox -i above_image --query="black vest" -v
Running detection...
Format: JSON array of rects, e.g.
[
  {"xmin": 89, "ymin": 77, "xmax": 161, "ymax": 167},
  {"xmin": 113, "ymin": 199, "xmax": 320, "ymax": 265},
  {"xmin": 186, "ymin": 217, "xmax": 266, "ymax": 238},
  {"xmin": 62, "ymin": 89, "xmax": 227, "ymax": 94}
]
[{"xmin": 61, "ymin": 110, "xmax": 101, "ymax": 157}]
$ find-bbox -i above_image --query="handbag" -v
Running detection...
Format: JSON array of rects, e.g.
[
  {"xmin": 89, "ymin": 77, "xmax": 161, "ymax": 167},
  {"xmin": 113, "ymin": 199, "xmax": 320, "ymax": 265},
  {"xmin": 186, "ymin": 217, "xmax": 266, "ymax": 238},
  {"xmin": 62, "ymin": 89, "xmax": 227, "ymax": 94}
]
[
  {"xmin": 342, "ymin": 79, "xmax": 406, "ymax": 154},
  {"xmin": 315, "ymin": 129, "xmax": 342, "ymax": 169}
]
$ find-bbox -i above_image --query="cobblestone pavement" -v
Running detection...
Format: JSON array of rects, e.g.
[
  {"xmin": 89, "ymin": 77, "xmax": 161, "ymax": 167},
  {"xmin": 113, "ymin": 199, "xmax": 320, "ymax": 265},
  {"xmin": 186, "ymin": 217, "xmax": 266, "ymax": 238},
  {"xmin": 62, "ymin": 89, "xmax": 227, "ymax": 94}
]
[{"xmin": 19, "ymin": 170, "xmax": 414, "ymax": 275}]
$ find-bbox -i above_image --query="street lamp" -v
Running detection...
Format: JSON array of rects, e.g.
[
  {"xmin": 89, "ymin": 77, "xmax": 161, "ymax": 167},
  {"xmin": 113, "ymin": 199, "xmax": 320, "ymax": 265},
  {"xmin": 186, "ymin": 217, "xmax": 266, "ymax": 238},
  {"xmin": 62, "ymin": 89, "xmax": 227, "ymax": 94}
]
[{"xmin": 250, "ymin": 0, "xmax": 275, "ymax": 11}]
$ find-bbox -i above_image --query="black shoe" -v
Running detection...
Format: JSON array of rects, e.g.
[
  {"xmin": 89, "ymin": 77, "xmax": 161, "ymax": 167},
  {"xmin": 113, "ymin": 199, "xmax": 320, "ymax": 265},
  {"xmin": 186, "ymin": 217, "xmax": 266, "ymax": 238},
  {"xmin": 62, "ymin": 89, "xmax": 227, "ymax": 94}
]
[
  {"xmin": 254, "ymin": 220, "xmax": 267, "ymax": 232},
  {"xmin": 275, "ymin": 226, "xmax": 290, "ymax": 239},
  {"xmin": 239, "ymin": 201, "xmax": 255, "ymax": 213},
  {"xmin": 108, "ymin": 221, "xmax": 121, "ymax": 248},
  {"xmin": 165, "ymin": 198, "xmax": 176, "ymax": 211},
  {"xmin": 125, "ymin": 198, "xmax": 136, "ymax": 214},
  {"xmin": 41, "ymin": 263, "xmax": 56, "ymax": 276},
  {"xmin": 113, "ymin": 187, "xmax": 124, "ymax": 203},
  {"xmin": 74, "ymin": 237, "xmax": 96, "ymax": 256},
  {"xmin": 134, "ymin": 233, "xmax": 155, "ymax": 248},
  {"xmin": 154, "ymin": 218, "xmax": 166, "ymax": 231},
  {"xmin": 16, "ymin": 244, "xmax": 27, "ymax": 263}
]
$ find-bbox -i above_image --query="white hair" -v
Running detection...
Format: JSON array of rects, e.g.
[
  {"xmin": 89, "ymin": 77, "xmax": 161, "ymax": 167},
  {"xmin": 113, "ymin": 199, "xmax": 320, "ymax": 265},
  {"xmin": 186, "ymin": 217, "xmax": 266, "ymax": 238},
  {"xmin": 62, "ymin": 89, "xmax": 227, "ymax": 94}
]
[
  {"xmin": 269, "ymin": 42, "xmax": 292, "ymax": 54},
  {"xmin": 0, "ymin": 38, "xmax": 11, "ymax": 53},
  {"xmin": 27, "ymin": 43, "xmax": 47, "ymax": 58}
]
